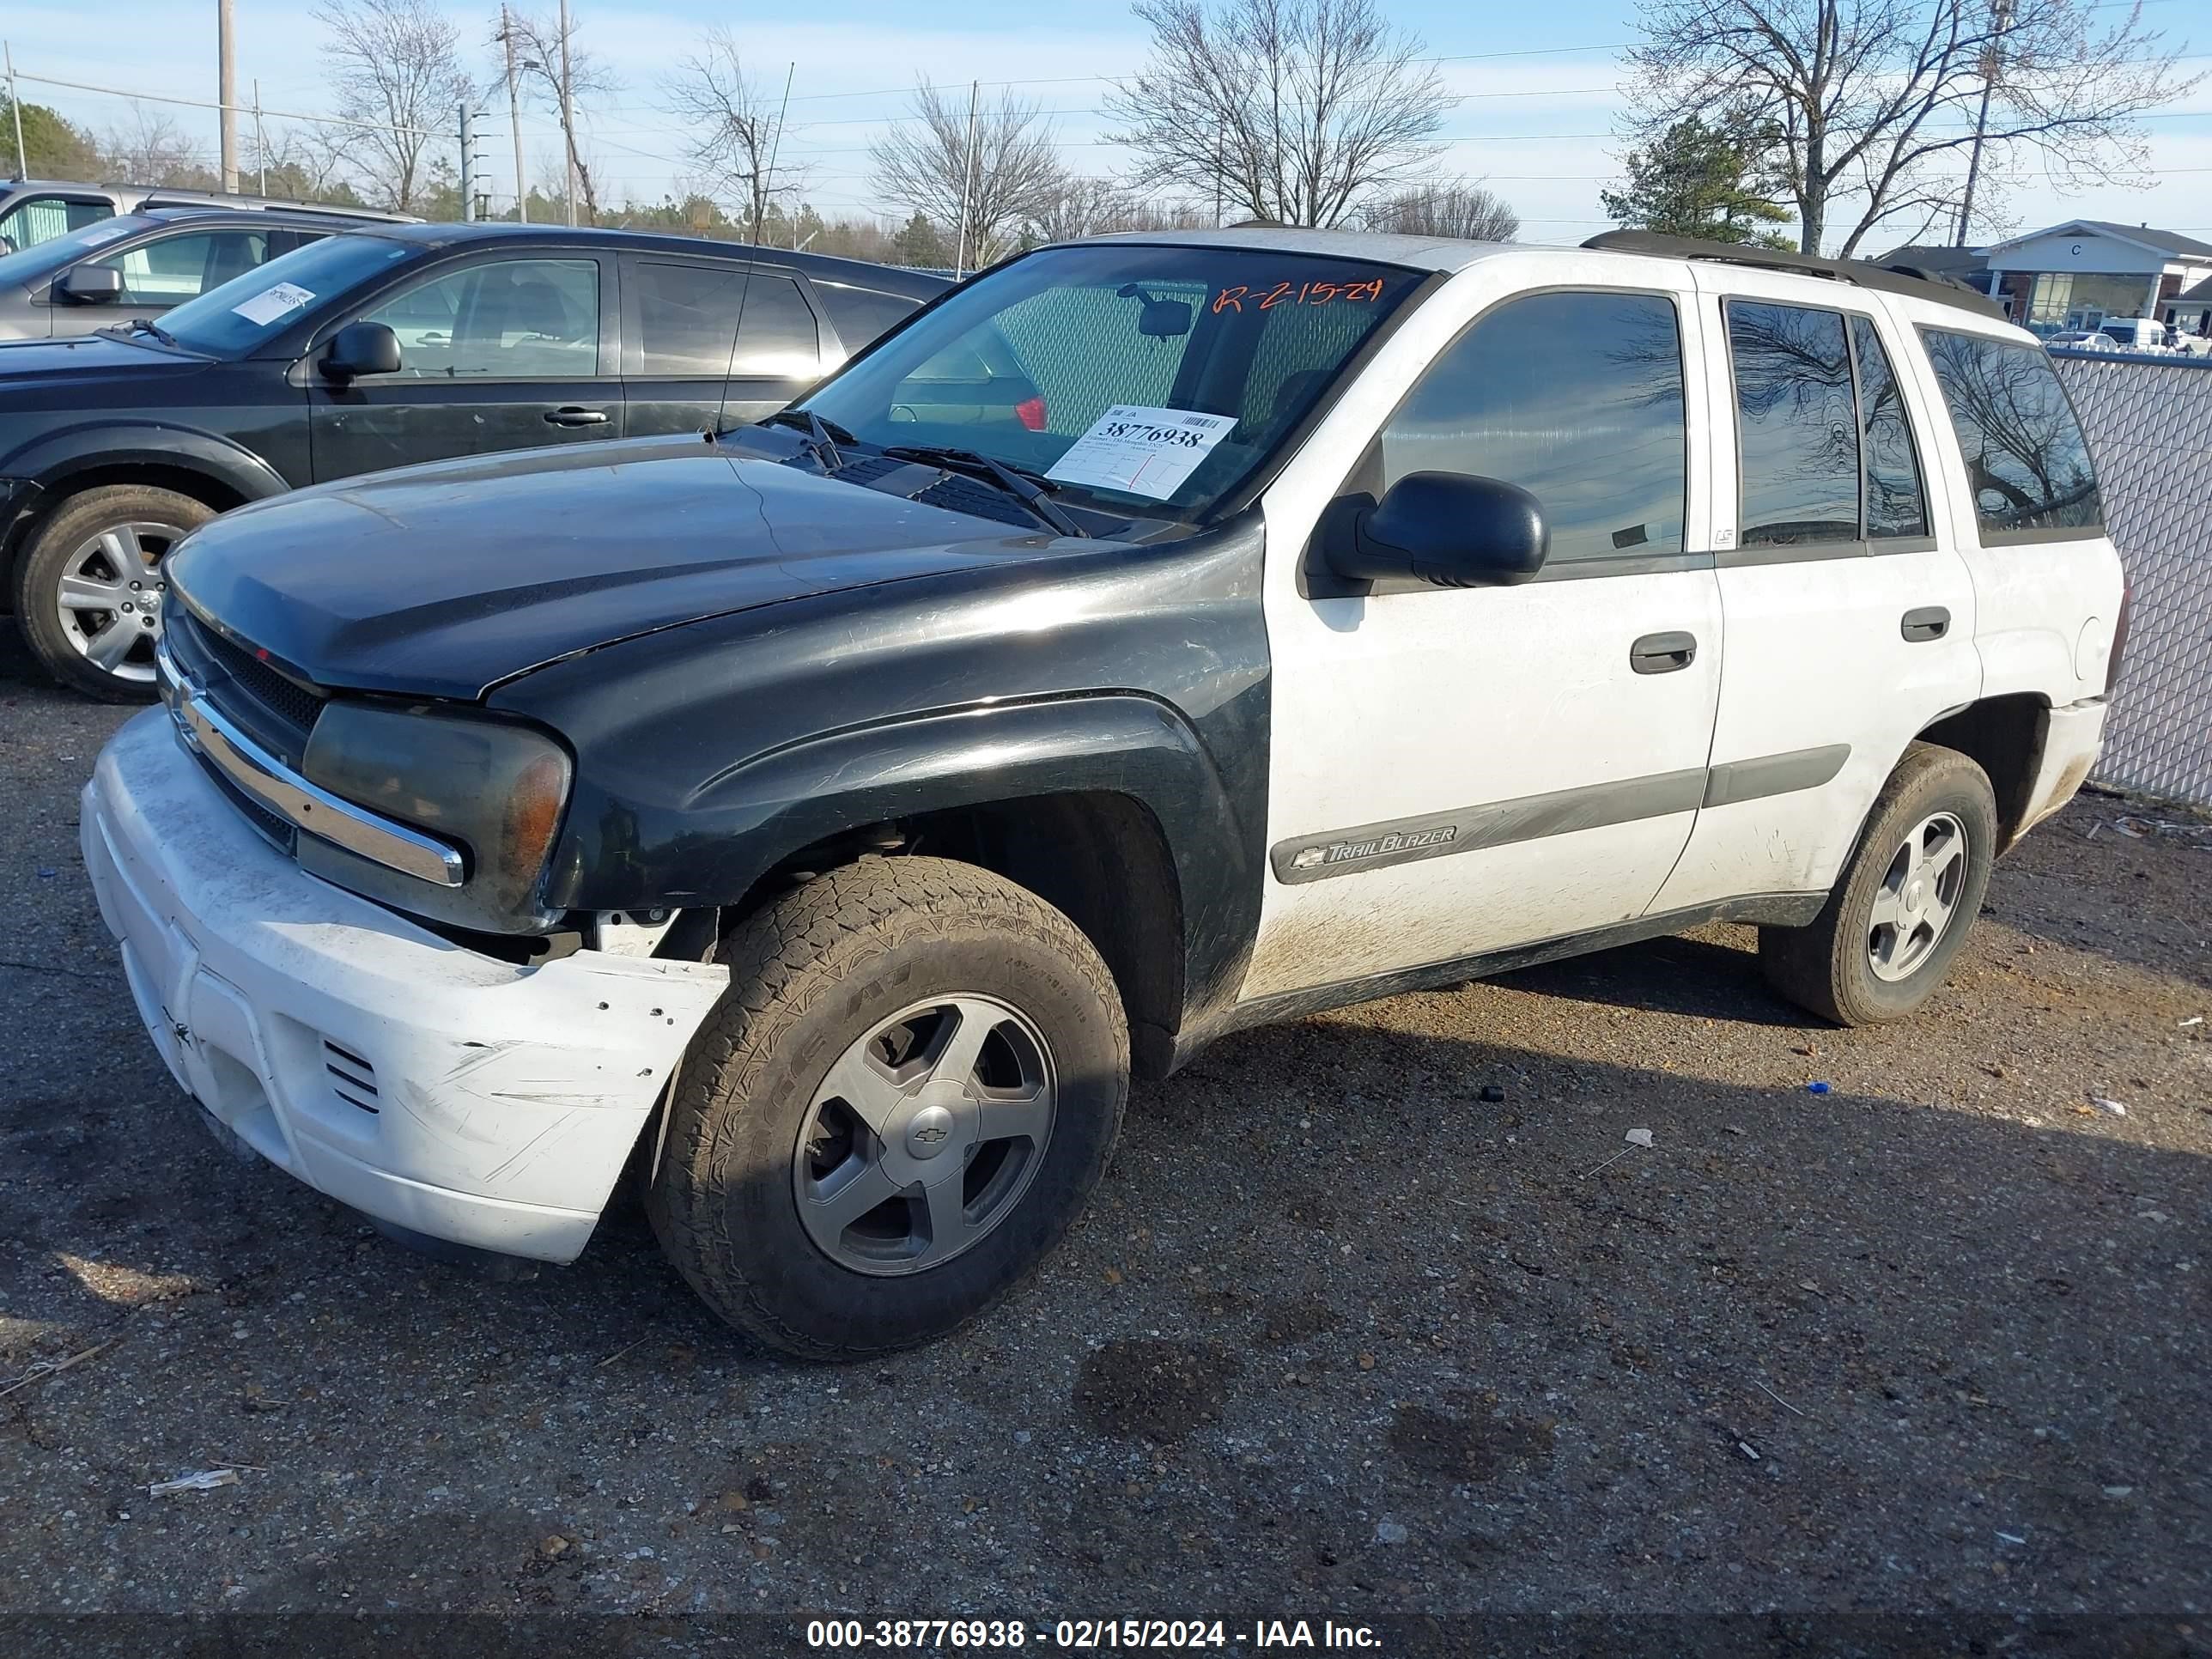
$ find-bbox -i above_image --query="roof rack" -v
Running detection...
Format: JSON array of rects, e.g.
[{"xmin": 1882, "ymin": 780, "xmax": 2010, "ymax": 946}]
[{"xmin": 1581, "ymin": 229, "xmax": 2008, "ymax": 323}]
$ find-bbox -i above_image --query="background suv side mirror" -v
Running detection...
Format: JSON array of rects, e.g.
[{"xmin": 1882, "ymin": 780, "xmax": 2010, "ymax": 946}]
[
  {"xmin": 1325, "ymin": 471, "xmax": 1549, "ymax": 588},
  {"xmin": 321, "ymin": 320, "xmax": 403, "ymax": 381},
  {"xmin": 56, "ymin": 264, "xmax": 124, "ymax": 304}
]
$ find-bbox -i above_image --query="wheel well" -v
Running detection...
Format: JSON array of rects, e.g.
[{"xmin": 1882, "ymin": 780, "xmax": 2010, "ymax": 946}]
[
  {"xmin": 722, "ymin": 792, "xmax": 1187, "ymax": 1078},
  {"xmin": 1916, "ymin": 693, "xmax": 2048, "ymax": 852},
  {"xmin": 1, "ymin": 464, "xmax": 246, "ymax": 606}
]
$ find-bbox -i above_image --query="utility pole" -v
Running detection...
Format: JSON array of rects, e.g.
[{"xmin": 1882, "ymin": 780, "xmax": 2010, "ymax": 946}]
[
  {"xmin": 253, "ymin": 80, "xmax": 265, "ymax": 196},
  {"xmin": 216, "ymin": 0, "xmax": 239, "ymax": 191},
  {"xmin": 557, "ymin": 0, "xmax": 579, "ymax": 226},
  {"xmin": 954, "ymin": 79, "xmax": 979, "ymax": 280},
  {"xmin": 1955, "ymin": 0, "xmax": 2014, "ymax": 247},
  {"xmin": 501, "ymin": 4, "xmax": 527, "ymax": 222},
  {"xmin": 459, "ymin": 103, "xmax": 475, "ymax": 222},
  {"xmin": 5, "ymin": 43, "xmax": 27, "ymax": 181}
]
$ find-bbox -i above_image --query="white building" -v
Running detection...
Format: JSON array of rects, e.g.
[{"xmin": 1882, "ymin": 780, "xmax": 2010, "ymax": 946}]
[{"xmin": 1979, "ymin": 220, "xmax": 2212, "ymax": 333}]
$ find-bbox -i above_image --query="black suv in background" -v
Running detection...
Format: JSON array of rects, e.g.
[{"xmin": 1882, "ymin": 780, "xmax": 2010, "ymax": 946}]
[
  {"xmin": 0, "ymin": 223, "xmax": 945, "ymax": 697},
  {"xmin": 0, "ymin": 206, "xmax": 391, "ymax": 340}
]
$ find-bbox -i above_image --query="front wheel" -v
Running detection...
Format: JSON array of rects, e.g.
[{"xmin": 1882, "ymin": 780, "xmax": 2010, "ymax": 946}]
[
  {"xmin": 1759, "ymin": 742, "xmax": 1998, "ymax": 1026},
  {"xmin": 14, "ymin": 484, "xmax": 213, "ymax": 702},
  {"xmin": 647, "ymin": 856, "xmax": 1129, "ymax": 1359}
]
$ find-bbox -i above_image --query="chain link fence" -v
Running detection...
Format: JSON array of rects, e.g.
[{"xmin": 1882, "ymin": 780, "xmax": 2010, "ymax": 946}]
[{"xmin": 2051, "ymin": 351, "xmax": 2212, "ymax": 808}]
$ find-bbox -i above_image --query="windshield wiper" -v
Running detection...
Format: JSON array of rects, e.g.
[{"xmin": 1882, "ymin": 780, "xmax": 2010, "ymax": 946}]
[
  {"xmin": 881, "ymin": 444, "xmax": 1091, "ymax": 539},
  {"xmin": 760, "ymin": 408, "xmax": 854, "ymax": 472},
  {"xmin": 125, "ymin": 317, "xmax": 180, "ymax": 349}
]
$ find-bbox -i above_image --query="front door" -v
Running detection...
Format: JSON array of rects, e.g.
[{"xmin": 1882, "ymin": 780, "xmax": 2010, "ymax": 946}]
[
  {"xmin": 309, "ymin": 252, "xmax": 617, "ymax": 482},
  {"xmin": 620, "ymin": 257, "xmax": 829, "ymax": 436},
  {"xmin": 1244, "ymin": 264, "xmax": 1727, "ymax": 1001}
]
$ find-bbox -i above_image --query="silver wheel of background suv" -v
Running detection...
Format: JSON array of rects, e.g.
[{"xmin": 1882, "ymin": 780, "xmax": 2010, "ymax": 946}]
[{"xmin": 52, "ymin": 519, "xmax": 185, "ymax": 688}]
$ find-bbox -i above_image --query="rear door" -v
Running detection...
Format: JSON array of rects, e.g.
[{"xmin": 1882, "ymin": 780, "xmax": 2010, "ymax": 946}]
[
  {"xmin": 1649, "ymin": 275, "xmax": 1980, "ymax": 914},
  {"xmin": 308, "ymin": 250, "xmax": 618, "ymax": 481},
  {"xmin": 620, "ymin": 255, "xmax": 826, "ymax": 435}
]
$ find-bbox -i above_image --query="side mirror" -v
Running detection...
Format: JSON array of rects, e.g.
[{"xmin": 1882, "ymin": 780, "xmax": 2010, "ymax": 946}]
[
  {"xmin": 321, "ymin": 320, "xmax": 402, "ymax": 380},
  {"xmin": 1327, "ymin": 472, "xmax": 1549, "ymax": 588},
  {"xmin": 57, "ymin": 264, "xmax": 124, "ymax": 304}
]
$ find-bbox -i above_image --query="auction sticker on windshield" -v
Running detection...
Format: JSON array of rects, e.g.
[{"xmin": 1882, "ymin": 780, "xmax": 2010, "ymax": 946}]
[
  {"xmin": 230, "ymin": 282, "xmax": 316, "ymax": 326},
  {"xmin": 1045, "ymin": 405, "xmax": 1239, "ymax": 500}
]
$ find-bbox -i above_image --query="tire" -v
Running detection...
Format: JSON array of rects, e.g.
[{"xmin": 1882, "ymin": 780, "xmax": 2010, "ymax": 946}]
[
  {"xmin": 1759, "ymin": 742, "xmax": 1998, "ymax": 1026},
  {"xmin": 647, "ymin": 855, "xmax": 1129, "ymax": 1360},
  {"xmin": 13, "ymin": 484, "xmax": 214, "ymax": 702}
]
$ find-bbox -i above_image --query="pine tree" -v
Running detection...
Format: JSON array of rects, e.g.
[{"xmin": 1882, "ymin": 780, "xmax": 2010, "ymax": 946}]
[{"xmin": 1601, "ymin": 116, "xmax": 1794, "ymax": 248}]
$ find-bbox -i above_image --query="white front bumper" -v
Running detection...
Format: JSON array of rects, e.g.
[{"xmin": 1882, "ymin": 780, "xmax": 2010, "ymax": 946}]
[{"xmin": 81, "ymin": 708, "xmax": 727, "ymax": 1262}]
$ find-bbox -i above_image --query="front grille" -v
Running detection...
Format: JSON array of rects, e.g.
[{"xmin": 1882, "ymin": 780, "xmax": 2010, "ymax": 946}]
[
  {"xmin": 196, "ymin": 623, "xmax": 326, "ymax": 734},
  {"xmin": 323, "ymin": 1040, "xmax": 380, "ymax": 1115},
  {"xmin": 198, "ymin": 752, "xmax": 296, "ymax": 855}
]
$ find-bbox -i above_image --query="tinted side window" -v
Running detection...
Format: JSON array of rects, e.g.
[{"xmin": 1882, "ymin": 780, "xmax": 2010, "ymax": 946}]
[
  {"xmin": 0, "ymin": 195, "xmax": 110, "ymax": 253},
  {"xmin": 1729, "ymin": 301, "xmax": 1858, "ymax": 547},
  {"xmin": 362, "ymin": 258, "xmax": 599, "ymax": 379},
  {"xmin": 1380, "ymin": 289, "xmax": 1687, "ymax": 563},
  {"xmin": 728, "ymin": 274, "xmax": 820, "ymax": 378},
  {"xmin": 813, "ymin": 282, "xmax": 921, "ymax": 349},
  {"xmin": 633, "ymin": 260, "xmax": 747, "ymax": 375},
  {"xmin": 1922, "ymin": 328, "xmax": 2103, "ymax": 535},
  {"xmin": 1850, "ymin": 317, "xmax": 1928, "ymax": 539},
  {"xmin": 95, "ymin": 230, "xmax": 269, "ymax": 304}
]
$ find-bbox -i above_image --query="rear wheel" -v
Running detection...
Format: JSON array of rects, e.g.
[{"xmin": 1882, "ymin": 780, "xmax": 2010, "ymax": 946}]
[
  {"xmin": 14, "ymin": 484, "xmax": 213, "ymax": 702},
  {"xmin": 1759, "ymin": 742, "xmax": 1997, "ymax": 1025},
  {"xmin": 648, "ymin": 856, "xmax": 1128, "ymax": 1359}
]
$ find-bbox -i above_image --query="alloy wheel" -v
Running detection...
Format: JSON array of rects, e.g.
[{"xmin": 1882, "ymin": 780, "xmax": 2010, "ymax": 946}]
[
  {"xmin": 51, "ymin": 519, "xmax": 185, "ymax": 686},
  {"xmin": 1867, "ymin": 811, "xmax": 1969, "ymax": 982},
  {"xmin": 792, "ymin": 994, "xmax": 1057, "ymax": 1276}
]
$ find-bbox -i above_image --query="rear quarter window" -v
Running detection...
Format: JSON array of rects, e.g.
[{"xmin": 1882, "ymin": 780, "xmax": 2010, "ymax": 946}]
[
  {"xmin": 1921, "ymin": 328, "xmax": 2102, "ymax": 538},
  {"xmin": 813, "ymin": 282, "xmax": 921, "ymax": 349}
]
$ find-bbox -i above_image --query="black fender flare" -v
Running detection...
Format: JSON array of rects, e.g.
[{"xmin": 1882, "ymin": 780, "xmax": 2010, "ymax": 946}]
[
  {"xmin": 1, "ymin": 419, "xmax": 291, "ymax": 507},
  {"xmin": 0, "ymin": 422, "xmax": 289, "ymax": 597},
  {"xmin": 550, "ymin": 691, "xmax": 1264, "ymax": 1024}
]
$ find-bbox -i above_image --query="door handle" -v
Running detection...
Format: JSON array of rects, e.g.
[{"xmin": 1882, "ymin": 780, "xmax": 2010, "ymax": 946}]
[
  {"xmin": 543, "ymin": 406, "xmax": 609, "ymax": 427},
  {"xmin": 1901, "ymin": 605, "xmax": 1951, "ymax": 642},
  {"xmin": 1630, "ymin": 630, "xmax": 1698, "ymax": 674}
]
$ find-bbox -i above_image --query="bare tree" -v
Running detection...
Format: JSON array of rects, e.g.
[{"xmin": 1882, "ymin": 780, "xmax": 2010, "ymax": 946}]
[
  {"xmin": 1364, "ymin": 179, "xmax": 1519, "ymax": 241},
  {"xmin": 869, "ymin": 81, "xmax": 1066, "ymax": 270},
  {"xmin": 100, "ymin": 106, "xmax": 214, "ymax": 187},
  {"xmin": 502, "ymin": 6, "xmax": 619, "ymax": 223},
  {"xmin": 1624, "ymin": 0, "xmax": 2203, "ymax": 257},
  {"xmin": 247, "ymin": 123, "xmax": 363, "ymax": 204},
  {"xmin": 1024, "ymin": 175, "xmax": 1136, "ymax": 243},
  {"xmin": 1107, "ymin": 0, "xmax": 1453, "ymax": 228},
  {"xmin": 664, "ymin": 28, "xmax": 805, "ymax": 233},
  {"xmin": 314, "ymin": 0, "xmax": 469, "ymax": 212}
]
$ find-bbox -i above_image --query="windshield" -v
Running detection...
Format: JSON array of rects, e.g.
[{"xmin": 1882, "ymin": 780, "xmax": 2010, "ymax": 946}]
[
  {"xmin": 0, "ymin": 215, "xmax": 159, "ymax": 288},
  {"xmin": 794, "ymin": 243, "xmax": 1423, "ymax": 520},
  {"xmin": 153, "ymin": 233, "xmax": 415, "ymax": 357}
]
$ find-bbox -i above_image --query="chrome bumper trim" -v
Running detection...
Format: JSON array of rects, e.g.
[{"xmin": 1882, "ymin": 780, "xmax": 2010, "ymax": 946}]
[{"xmin": 158, "ymin": 641, "xmax": 465, "ymax": 889}]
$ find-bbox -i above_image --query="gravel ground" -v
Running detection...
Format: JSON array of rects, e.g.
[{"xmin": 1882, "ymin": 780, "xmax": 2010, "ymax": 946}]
[{"xmin": 2, "ymin": 630, "xmax": 2208, "ymax": 1656}]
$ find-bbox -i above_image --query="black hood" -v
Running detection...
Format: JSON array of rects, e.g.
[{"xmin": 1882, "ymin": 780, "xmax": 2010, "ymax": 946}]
[
  {"xmin": 0, "ymin": 331, "xmax": 207, "ymax": 386},
  {"xmin": 168, "ymin": 435, "xmax": 1074, "ymax": 700}
]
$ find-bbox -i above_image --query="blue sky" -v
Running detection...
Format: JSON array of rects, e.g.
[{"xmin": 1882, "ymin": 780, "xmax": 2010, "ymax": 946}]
[{"xmin": 7, "ymin": 0, "xmax": 2209, "ymax": 250}]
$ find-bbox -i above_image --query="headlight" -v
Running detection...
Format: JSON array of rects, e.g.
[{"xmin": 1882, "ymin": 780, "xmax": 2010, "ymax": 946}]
[{"xmin": 301, "ymin": 702, "xmax": 574, "ymax": 933}]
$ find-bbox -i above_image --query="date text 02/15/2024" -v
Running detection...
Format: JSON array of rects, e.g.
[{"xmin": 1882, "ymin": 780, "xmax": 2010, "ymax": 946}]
[{"xmin": 803, "ymin": 1619, "xmax": 1384, "ymax": 1649}]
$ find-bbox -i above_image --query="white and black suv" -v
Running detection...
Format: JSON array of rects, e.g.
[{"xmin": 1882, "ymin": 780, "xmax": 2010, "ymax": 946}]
[{"xmin": 82, "ymin": 227, "xmax": 2124, "ymax": 1358}]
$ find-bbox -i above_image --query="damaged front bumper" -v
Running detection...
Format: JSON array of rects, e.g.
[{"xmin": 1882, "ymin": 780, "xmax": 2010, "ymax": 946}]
[{"xmin": 81, "ymin": 708, "xmax": 727, "ymax": 1262}]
